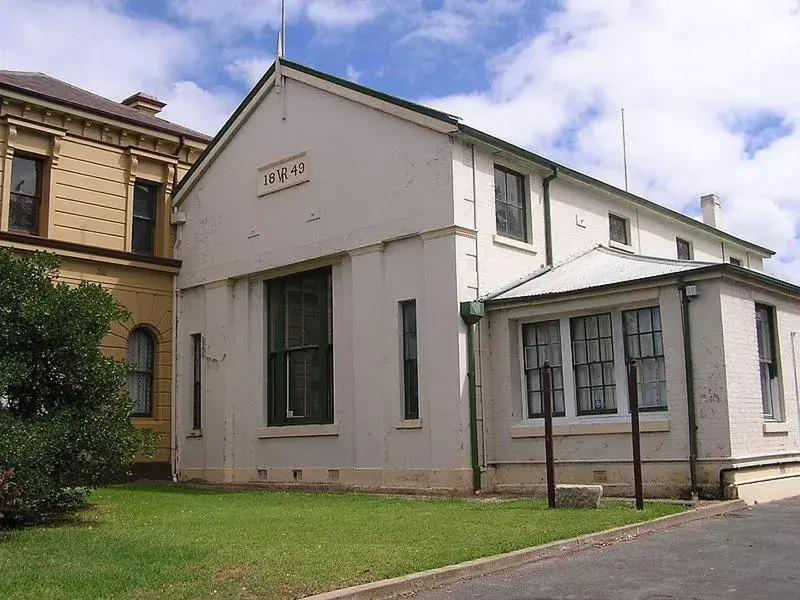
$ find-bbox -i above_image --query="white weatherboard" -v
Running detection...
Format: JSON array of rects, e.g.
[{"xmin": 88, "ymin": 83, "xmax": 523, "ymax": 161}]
[{"xmin": 257, "ymin": 151, "xmax": 309, "ymax": 196}]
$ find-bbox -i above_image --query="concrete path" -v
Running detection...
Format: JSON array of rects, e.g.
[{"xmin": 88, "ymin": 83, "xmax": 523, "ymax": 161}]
[{"xmin": 408, "ymin": 497, "xmax": 800, "ymax": 600}]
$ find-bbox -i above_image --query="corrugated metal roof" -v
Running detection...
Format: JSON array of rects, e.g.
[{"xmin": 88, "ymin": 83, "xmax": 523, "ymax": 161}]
[
  {"xmin": 0, "ymin": 70, "xmax": 210, "ymax": 141},
  {"xmin": 489, "ymin": 245, "xmax": 715, "ymax": 301}
]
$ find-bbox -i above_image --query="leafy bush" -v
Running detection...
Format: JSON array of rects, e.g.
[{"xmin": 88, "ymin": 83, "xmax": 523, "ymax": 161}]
[{"xmin": 0, "ymin": 250, "xmax": 157, "ymax": 526}]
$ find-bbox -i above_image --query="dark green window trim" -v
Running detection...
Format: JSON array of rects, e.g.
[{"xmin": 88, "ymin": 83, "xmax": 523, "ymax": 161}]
[
  {"xmin": 622, "ymin": 306, "xmax": 668, "ymax": 411},
  {"xmin": 191, "ymin": 333, "xmax": 202, "ymax": 430},
  {"xmin": 401, "ymin": 300, "xmax": 419, "ymax": 420},
  {"xmin": 266, "ymin": 268, "xmax": 333, "ymax": 426},
  {"xmin": 494, "ymin": 164, "xmax": 527, "ymax": 242},
  {"xmin": 571, "ymin": 313, "xmax": 616, "ymax": 416},
  {"xmin": 609, "ymin": 213, "xmax": 629, "ymax": 245}
]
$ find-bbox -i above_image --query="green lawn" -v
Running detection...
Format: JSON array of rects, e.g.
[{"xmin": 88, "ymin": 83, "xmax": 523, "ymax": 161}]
[{"xmin": 0, "ymin": 484, "xmax": 683, "ymax": 600}]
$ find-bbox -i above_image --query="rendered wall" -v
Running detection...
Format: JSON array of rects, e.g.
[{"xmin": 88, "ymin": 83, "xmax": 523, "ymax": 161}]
[{"xmin": 175, "ymin": 77, "xmax": 473, "ymax": 490}]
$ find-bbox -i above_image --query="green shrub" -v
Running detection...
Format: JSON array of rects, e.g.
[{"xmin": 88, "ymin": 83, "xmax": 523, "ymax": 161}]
[{"xmin": 0, "ymin": 250, "xmax": 157, "ymax": 526}]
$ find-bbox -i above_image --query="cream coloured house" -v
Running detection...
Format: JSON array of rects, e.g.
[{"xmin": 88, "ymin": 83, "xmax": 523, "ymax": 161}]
[{"xmin": 171, "ymin": 59, "xmax": 799, "ymax": 502}]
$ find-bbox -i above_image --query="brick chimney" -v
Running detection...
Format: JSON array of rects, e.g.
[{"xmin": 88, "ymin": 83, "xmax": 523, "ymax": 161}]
[
  {"xmin": 700, "ymin": 194, "xmax": 723, "ymax": 229},
  {"xmin": 121, "ymin": 92, "xmax": 166, "ymax": 117}
]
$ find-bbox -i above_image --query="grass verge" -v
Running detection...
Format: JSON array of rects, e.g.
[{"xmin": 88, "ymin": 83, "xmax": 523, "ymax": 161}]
[{"xmin": 0, "ymin": 484, "xmax": 684, "ymax": 599}]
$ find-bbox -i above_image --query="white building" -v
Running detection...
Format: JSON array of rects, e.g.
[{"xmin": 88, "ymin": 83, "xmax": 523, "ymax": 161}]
[{"xmin": 171, "ymin": 60, "xmax": 800, "ymax": 502}]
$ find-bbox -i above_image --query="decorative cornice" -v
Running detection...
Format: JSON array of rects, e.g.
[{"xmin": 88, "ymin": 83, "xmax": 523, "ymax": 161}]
[
  {"xmin": 348, "ymin": 241, "xmax": 385, "ymax": 257},
  {"xmin": 50, "ymin": 136, "xmax": 62, "ymax": 167},
  {"xmin": 126, "ymin": 154, "xmax": 138, "ymax": 184},
  {"xmin": 420, "ymin": 225, "xmax": 478, "ymax": 241},
  {"xmin": 0, "ymin": 231, "xmax": 181, "ymax": 271},
  {"xmin": 204, "ymin": 279, "xmax": 235, "ymax": 291},
  {"xmin": 127, "ymin": 145, "xmax": 179, "ymax": 165},
  {"xmin": 3, "ymin": 115, "xmax": 67, "ymax": 138},
  {"xmin": 4, "ymin": 123, "xmax": 16, "ymax": 158}
]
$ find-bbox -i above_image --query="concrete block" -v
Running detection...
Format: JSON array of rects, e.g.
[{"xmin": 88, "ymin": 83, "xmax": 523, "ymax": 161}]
[{"xmin": 555, "ymin": 484, "xmax": 603, "ymax": 508}]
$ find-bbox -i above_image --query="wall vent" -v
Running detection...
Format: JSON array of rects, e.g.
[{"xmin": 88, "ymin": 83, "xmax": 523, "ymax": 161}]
[
  {"xmin": 328, "ymin": 469, "xmax": 340, "ymax": 482},
  {"xmin": 257, "ymin": 469, "xmax": 269, "ymax": 481},
  {"xmin": 292, "ymin": 469, "xmax": 303, "ymax": 481}
]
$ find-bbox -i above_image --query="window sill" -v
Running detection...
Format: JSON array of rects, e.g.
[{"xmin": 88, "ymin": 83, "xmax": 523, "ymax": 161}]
[
  {"xmin": 186, "ymin": 429, "xmax": 203, "ymax": 438},
  {"xmin": 492, "ymin": 235, "xmax": 537, "ymax": 254},
  {"xmin": 511, "ymin": 418, "xmax": 670, "ymax": 438},
  {"xmin": 608, "ymin": 239, "xmax": 635, "ymax": 253},
  {"xmin": 396, "ymin": 419, "xmax": 423, "ymax": 429},
  {"xmin": 257, "ymin": 423, "xmax": 340, "ymax": 439},
  {"xmin": 763, "ymin": 421, "xmax": 789, "ymax": 435}
]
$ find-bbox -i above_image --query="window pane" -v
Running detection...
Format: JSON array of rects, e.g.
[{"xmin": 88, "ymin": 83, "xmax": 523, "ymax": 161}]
[
  {"xmin": 522, "ymin": 319, "xmax": 562, "ymax": 417},
  {"xmin": 522, "ymin": 324, "xmax": 536, "ymax": 346},
  {"xmin": 133, "ymin": 182, "xmax": 157, "ymax": 219},
  {"xmin": 623, "ymin": 307, "xmax": 667, "ymax": 409},
  {"xmin": 505, "ymin": 172, "xmax": 520, "ymax": 206},
  {"xmin": 9, "ymin": 194, "xmax": 40, "ymax": 234},
  {"xmin": 494, "ymin": 168, "xmax": 506, "ymax": 204},
  {"xmin": 127, "ymin": 328, "xmax": 154, "ymax": 416},
  {"xmin": 677, "ymin": 239, "xmax": 691, "ymax": 260},
  {"xmin": 287, "ymin": 349, "xmax": 321, "ymax": 419},
  {"xmin": 572, "ymin": 341, "xmax": 587, "ymax": 364},
  {"xmin": 268, "ymin": 269, "xmax": 333, "ymax": 426},
  {"xmin": 609, "ymin": 214, "xmax": 628, "ymax": 244},
  {"xmin": 132, "ymin": 218, "xmax": 154, "ymax": 254},
  {"xmin": 10, "ymin": 156, "xmax": 41, "ymax": 197},
  {"xmin": 527, "ymin": 369, "xmax": 540, "ymax": 392},
  {"xmin": 495, "ymin": 201, "xmax": 508, "ymax": 236},
  {"xmin": 571, "ymin": 312, "xmax": 615, "ymax": 414},
  {"xmin": 506, "ymin": 205, "xmax": 525, "ymax": 240}
]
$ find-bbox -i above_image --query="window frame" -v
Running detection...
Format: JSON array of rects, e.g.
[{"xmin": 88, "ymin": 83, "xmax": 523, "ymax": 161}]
[
  {"xmin": 755, "ymin": 303, "xmax": 783, "ymax": 421},
  {"xmin": 493, "ymin": 164, "xmax": 527, "ymax": 242},
  {"xmin": 608, "ymin": 213, "xmax": 630, "ymax": 246},
  {"xmin": 521, "ymin": 319, "xmax": 566, "ymax": 419},
  {"xmin": 570, "ymin": 313, "xmax": 617, "ymax": 416},
  {"xmin": 265, "ymin": 267, "xmax": 333, "ymax": 427},
  {"xmin": 622, "ymin": 306, "xmax": 668, "ymax": 412},
  {"xmin": 132, "ymin": 179, "xmax": 159, "ymax": 255},
  {"xmin": 400, "ymin": 300, "xmax": 419, "ymax": 420},
  {"xmin": 9, "ymin": 153, "xmax": 45, "ymax": 236},
  {"xmin": 729, "ymin": 257, "xmax": 742, "ymax": 266},
  {"xmin": 127, "ymin": 326, "xmax": 155, "ymax": 418},
  {"xmin": 676, "ymin": 238, "xmax": 692, "ymax": 260},
  {"xmin": 191, "ymin": 333, "xmax": 202, "ymax": 430}
]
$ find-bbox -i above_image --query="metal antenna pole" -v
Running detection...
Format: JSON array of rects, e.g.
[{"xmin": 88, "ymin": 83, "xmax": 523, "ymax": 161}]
[
  {"xmin": 621, "ymin": 107, "xmax": 629, "ymax": 192},
  {"xmin": 280, "ymin": 0, "xmax": 286, "ymax": 57}
]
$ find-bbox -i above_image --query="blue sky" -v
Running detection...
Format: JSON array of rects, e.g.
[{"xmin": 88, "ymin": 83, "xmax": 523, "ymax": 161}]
[{"xmin": 2, "ymin": 0, "xmax": 800, "ymax": 280}]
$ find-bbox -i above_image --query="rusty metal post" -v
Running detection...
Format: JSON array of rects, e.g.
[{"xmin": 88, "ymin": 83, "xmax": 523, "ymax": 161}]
[
  {"xmin": 542, "ymin": 361, "xmax": 556, "ymax": 508},
  {"xmin": 627, "ymin": 358, "xmax": 644, "ymax": 510}
]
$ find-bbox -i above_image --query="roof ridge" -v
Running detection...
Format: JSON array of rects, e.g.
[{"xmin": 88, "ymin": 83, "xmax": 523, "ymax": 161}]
[
  {"xmin": 598, "ymin": 244, "xmax": 717, "ymax": 266},
  {"xmin": 0, "ymin": 70, "xmax": 210, "ymax": 140}
]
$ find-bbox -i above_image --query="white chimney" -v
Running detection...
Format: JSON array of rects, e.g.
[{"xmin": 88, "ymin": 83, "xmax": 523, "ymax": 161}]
[{"xmin": 700, "ymin": 194, "xmax": 722, "ymax": 229}]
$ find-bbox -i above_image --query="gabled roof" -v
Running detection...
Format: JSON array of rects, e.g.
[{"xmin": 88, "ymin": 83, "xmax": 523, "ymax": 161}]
[
  {"xmin": 483, "ymin": 245, "xmax": 800, "ymax": 306},
  {"xmin": 0, "ymin": 70, "xmax": 210, "ymax": 141},
  {"xmin": 170, "ymin": 59, "xmax": 772, "ymax": 256}
]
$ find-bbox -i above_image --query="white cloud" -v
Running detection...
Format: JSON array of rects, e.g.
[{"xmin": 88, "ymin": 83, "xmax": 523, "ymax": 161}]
[
  {"xmin": 0, "ymin": 0, "xmax": 196, "ymax": 100},
  {"xmin": 345, "ymin": 64, "xmax": 363, "ymax": 83},
  {"xmin": 169, "ymin": 0, "xmax": 383, "ymax": 33},
  {"xmin": 404, "ymin": 0, "xmax": 526, "ymax": 43},
  {"xmin": 0, "ymin": 0, "xmax": 240, "ymax": 135},
  {"xmin": 159, "ymin": 81, "xmax": 240, "ymax": 136},
  {"xmin": 227, "ymin": 57, "xmax": 274, "ymax": 86},
  {"xmin": 425, "ymin": 0, "xmax": 800, "ymax": 278}
]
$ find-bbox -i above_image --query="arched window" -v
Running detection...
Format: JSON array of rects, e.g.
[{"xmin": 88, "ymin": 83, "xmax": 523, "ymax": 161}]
[{"xmin": 127, "ymin": 327, "xmax": 155, "ymax": 416}]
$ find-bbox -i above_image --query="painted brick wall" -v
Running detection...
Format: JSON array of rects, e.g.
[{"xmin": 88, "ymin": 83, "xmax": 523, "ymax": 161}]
[{"xmin": 720, "ymin": 282, "xmax": 800, "ymax": 459}]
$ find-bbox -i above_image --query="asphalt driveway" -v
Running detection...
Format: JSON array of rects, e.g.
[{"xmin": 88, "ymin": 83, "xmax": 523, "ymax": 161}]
[{"xmin": 409, "ymin": 497, "xmax": 800, "ymax": 600}]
